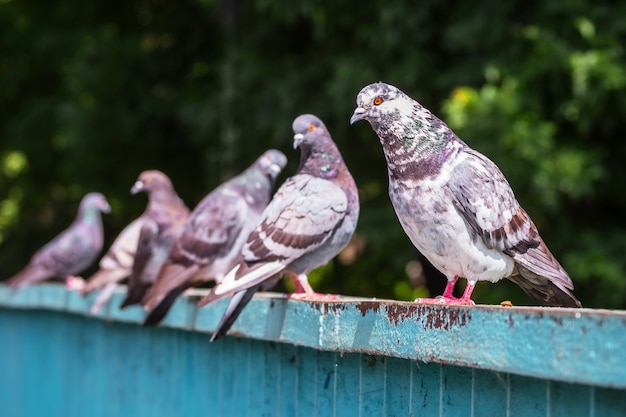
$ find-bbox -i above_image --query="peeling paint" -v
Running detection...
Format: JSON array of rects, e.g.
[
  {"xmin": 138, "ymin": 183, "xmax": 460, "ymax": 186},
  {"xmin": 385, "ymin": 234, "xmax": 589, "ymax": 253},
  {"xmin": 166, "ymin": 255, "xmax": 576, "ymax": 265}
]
[
  {"xmin": 419, "ymin": 306, "xmax": 471, "ymax": 330},
  {"xmin": 355, "ymin": 301, "xmax": 380, "ymax": 317}
]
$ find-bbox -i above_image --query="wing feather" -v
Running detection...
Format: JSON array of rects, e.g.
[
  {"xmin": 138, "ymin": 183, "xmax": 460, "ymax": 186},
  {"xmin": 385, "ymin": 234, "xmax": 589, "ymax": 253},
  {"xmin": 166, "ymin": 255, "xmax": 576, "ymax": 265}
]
[{"xmin": 448, "ymin": 150, "xmax": 539, "ymax": 254}]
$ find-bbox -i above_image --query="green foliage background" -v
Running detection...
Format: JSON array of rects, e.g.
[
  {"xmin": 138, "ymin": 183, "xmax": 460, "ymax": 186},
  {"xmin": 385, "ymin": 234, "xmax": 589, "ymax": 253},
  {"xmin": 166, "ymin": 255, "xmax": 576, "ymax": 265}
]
[{"xmin": 1, "ymin": 0, "xmax": 625, "ymax": 308}]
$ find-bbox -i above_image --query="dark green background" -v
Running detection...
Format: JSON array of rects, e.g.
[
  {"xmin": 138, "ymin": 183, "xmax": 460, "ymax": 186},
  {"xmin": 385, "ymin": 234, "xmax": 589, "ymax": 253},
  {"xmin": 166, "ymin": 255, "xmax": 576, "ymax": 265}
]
[{"xmin": 1, "ymin": 0, "xmax": 625, "ymax": 308}]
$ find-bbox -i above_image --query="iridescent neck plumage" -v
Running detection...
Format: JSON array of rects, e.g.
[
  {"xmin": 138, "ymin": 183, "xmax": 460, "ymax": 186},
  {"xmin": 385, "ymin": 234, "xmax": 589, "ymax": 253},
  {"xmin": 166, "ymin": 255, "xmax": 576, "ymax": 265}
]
[
  {"xmin": 375, "ymin": 101, "xmax": 460, "ymax": 180},
  {"xmin": 298, "ymin": 139, "xmax": 342, "ymax": 180},
  {"xmin": 80, "ymin": 207, "xmax": 103, "ymax": 226}
]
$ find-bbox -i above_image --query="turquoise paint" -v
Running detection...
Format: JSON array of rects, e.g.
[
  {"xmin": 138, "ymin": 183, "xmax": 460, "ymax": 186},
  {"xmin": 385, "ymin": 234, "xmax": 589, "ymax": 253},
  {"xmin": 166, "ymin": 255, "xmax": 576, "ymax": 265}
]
[{"xmin": 1, "ymin": 284, "xmax": 626, "ymax": 417}]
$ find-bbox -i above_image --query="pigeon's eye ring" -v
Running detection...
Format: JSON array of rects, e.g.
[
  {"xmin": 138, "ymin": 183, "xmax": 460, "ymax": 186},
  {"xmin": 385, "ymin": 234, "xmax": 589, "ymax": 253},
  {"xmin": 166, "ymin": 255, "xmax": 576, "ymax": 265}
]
[
  {"xmin": 373, "ymin": 97, "xmax": 383, "ymax": 106},
  {"xmin": 308, "ymin": 124, "xmax": 315, "ymax": 132}
]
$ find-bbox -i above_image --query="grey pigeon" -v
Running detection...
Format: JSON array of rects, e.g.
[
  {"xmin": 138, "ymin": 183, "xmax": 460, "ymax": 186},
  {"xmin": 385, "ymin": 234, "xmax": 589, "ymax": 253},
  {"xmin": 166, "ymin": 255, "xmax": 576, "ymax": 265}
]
[
  {"xmin": 199, "ymin": 114, "xmax": 360, "ymax": 342},
  {"xmin": 66, "ymin": 217, "xmax": 143, "ymax": 313},
  {"xmin": 6, "ymin": 192, "xmax": 111, "ymax": 289},
  {"xmin": 350, "ymin": 82, "xmax": 581, "ymax": 307},
  {"xmin": 141, "ymin": 149, "xmax": 287, "ymax": 326},
  {"xmin": 120, "ymin": 170, "xmax": 190, "ymax": 309}
]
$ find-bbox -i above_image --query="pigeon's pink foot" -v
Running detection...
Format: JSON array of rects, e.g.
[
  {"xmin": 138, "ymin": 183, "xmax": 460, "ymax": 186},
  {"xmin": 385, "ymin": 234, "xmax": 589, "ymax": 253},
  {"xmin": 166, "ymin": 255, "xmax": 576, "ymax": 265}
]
[
  {"xmin": 285, "ymin": 272, "xmax": 340, "ymax": 300},
  {"xmin": 414, "ymin": 296, "xmax": 475, "ymax": 306},
  {"xmin": 288, "ymin": 292, "xmax": 341, "ymax": 300},
  {"xmin": 414, "ymin": 278, "xmax": 475, "ymax": 305},
  {"xmin": 65, "ymin": 276, "xmax": 85, "ymax": 292}
]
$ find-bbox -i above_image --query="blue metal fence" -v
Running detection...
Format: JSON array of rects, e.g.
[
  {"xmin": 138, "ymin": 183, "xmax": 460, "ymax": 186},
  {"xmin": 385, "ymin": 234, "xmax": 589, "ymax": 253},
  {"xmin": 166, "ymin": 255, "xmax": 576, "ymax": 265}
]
[{"xmin": 1, "ymin": 283, "xmax": 625, "ymax": 416}]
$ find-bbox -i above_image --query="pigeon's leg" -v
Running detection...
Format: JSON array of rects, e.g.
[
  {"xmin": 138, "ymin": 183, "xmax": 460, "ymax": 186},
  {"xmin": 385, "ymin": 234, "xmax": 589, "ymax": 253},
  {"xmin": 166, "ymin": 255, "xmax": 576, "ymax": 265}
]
[
  {"xmin": 66, "ymin": 276, "xmax": 85, "ymax": 292},
  {"xmin": 90, "ymin": 282, "xmax": 117, "ymax": 314},
  {"xmin": 414, "ymin": 276, "xmax": 474, "ymax": 305},
  {"xmin": 287, "ymin": 273, "xmax": 340, "ymax": 300},
  {"xmin": 458, "ymin": 280, "xmax": 476, "ymax": 305},
  {"xmin": 414, "ymin": 275, "xmax": 461, "ymax": 304},
  {"xmin": 441, "ymin": 276, "xmax": 458, "ymax": 300}
]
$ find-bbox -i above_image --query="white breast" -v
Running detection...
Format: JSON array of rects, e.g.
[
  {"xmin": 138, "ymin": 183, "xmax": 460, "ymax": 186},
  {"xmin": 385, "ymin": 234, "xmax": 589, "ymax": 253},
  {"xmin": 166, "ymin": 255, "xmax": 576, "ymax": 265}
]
[{"xmin": 388, "ymin": 156, "xmax": 515, "ymax": 283}]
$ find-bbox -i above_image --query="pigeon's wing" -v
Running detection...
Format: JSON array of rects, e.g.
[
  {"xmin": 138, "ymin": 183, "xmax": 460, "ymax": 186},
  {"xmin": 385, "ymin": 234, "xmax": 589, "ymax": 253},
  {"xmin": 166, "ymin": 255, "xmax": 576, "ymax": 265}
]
[
  {"xmin": 99, "ymin": 217, "xmax": 143, "ymax": 271},
  {"xmin": 447, "ymin": 149, "xmax": 540, "ymax": 255},
  {"xmin": 211, "ymin": 174, "xmax": 348, "ymax": 297},
  {"xmin": 244, "ymin": 174, "xmax": 348, "ymax": 263},
  {"xmin": 31, "ymin": 224, "xmax": 96, "ymax": 275},
  {"xmin": 8, "ymin": 224, "xmax": 94, "ymax": 288},
  {"xmin": 176, "ymin": 191, "xmax": 249, "ymax": 264},
  {"xmin": 141, "ymin": 191, "xmax": 249, "ymax": 310},
  {"xmin": 82, "ymin": 218, "xmax": 143, "ymax": 294},
  {"xmin": 448, "ymin": 149, "xmax": 577, "ymax": 302},
  {"xmin": 131, "ymin": 219, "xmax": 159, "ymax": 282}
]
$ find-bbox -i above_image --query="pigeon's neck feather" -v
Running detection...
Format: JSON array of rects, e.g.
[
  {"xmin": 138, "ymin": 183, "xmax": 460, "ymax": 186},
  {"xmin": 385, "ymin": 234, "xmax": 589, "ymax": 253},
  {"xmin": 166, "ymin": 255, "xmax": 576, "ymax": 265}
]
[
  {"xmin": 298, "ymin": 139, "xmax": 358, "ymax": 209},
  {"xmin": 377, "ymin": 102, "xmax": 463, "ymax": 182},
  {"xmin": 80, "ymin": 207, "xmax": 97, "ymax": 222},
  {"xmin": 148, "ymin": 188, "xmax": 183, "ymax": 212},
  {"xmin": 298, "ymin": 140, "xmax": 342, "ymax": 181},
  {"xmin": 233, "ymin": 167, "xmax": 272, "ymax": 209}
]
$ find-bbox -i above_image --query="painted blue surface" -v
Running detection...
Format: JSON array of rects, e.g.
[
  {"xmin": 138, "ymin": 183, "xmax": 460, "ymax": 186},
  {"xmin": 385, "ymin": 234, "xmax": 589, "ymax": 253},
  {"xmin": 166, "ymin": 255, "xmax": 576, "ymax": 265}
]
[
  {"xmin": 0, "ymin": 309, "xmax": 625, "ymax": 417},
  {"xmin": 1, "ymin": 283, "xmax": 626, "ymax": 416}
]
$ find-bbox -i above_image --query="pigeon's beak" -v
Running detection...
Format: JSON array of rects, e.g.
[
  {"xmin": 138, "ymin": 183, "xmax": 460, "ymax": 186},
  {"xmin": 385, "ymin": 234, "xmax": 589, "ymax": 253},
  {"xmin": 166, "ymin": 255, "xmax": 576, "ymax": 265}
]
[
  {"xmin": 293, "ymin": 133, "xmax": 304, "ymax": 149},
  {"xmin": 130, "ymin": 181, "xmax": 144, "ymax": 195},
  {"xmin": 101, "ymin": 200, "xmax": 112, "ymax": 214},
  {"xmin": 269, "ymin": 163, "xmax": 282, "ymax": 177},
  {"xmin": 350, "ymin": 107, "xmax": 366, "ymax": 125}
]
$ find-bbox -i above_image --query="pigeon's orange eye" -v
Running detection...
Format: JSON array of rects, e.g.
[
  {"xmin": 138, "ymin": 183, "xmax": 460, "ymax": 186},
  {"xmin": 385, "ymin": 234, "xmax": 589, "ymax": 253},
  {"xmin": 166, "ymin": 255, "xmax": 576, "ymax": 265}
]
[
  {"xmin": 308, "ymin": 124, "xmax": 315, "ymax": 131},
  {"xmin": 373, "ymin": 97, "xmax": 383, "ymax": 105}
]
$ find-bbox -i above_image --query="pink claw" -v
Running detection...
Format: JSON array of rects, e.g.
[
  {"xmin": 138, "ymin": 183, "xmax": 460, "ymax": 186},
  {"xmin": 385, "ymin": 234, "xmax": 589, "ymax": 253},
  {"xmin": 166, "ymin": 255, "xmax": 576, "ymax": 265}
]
[
  {"xmin": 414, "ymin": 277, "xmax": 476, "ymax": 305},
  {"xmin": 285, "ymin": 272, "xmax": 340, "ymax": 300},
  {"xmin": 65, "ymin": 276, "xmax": 85, "ymax": 292},
  {"xmin": 287, "ymin": 292, "xmax": 341, "ymax": 301}
]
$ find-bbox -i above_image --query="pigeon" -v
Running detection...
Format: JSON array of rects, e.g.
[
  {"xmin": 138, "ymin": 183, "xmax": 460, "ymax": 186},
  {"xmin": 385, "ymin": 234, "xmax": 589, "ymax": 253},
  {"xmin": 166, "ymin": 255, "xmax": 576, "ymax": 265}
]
[
  {"xmin": 199, "ymin": 114, "xmax": 360, "ymax": 342},
  {"xmin": 141, "ymin": 149, "xmax": 288, "ymax": 326},
  {"xmin": 66, "ymin": 217, "xmax": 143, "ymax": 313},
  {"xmin": 350, "ymin": 82, "xmax": 581, "ymax": 307},
  {"xmin": 6, "ymin": 192, "xmax": 111, "ymax": 289},
  {"xmin": 120, "ymin": 170, "xmax": 190, "ymax": 309}
]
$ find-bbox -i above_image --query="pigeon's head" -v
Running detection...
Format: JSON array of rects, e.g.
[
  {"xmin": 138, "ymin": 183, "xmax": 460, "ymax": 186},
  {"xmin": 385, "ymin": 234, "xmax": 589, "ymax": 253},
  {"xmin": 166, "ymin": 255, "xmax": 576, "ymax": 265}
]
[
  {"xmin": 257, "ymin": 149, "xmax": 287, "ymax": 180},
  {"xmin": 81, "ymin": 192, "xmax": 111, "ymax": 214},
  {"xmin": 292, "ymin": 114, "xmax": 330, "ymax": 150},
  {"xmin": 350, "ymin": 82, "xmax": 414, "ymax": 128},
  {"xmin": 131, "ymin": 170, "xmax": 173, "ymax": 195}
]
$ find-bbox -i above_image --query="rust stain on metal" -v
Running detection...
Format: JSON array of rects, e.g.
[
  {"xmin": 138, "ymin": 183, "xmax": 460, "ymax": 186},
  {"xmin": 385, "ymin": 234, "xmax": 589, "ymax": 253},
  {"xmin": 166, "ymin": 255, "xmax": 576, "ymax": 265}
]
[
  {"xmin": 386, "ymin": 303, "xmax": 419, "ymax": 326},
  {"xmin": 421, "ymin": 306, "xmax": 471, "ymax": 330},
  {"xmin": 355, "ymin": 301, "xmax": 381, "ymax": 317},
  {"xmin": 385, "ymin": 304, "xmax": 472, "ymax": 330}
]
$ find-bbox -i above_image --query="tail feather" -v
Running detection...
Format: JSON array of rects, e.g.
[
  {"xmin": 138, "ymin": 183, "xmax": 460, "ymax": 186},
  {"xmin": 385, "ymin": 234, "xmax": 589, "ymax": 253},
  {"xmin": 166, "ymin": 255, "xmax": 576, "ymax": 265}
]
[
  {"xmin": 509, "ymin": 239, "xmax": 581, "ymax": 308},
  {"xmin": 6, "ymin": 265, "xmax": 51, "ymax": 289},
  {"xmin": 198, "ymin": 261, "xmax": 284, "ymax": 307},
  {"xmin": 210, "ymin": 285, "xmax": 260, "ymax": 342},
  {"xmin": 142, "ymin": 282, "xmax": 192, "ymax": 326},
  {"xmin": 120, "ymin": 281, "xmax": 152, "ymax": 309},
  {"xmin": 141, "ymin": 262, "xmax": 197, "ymax": 310}
]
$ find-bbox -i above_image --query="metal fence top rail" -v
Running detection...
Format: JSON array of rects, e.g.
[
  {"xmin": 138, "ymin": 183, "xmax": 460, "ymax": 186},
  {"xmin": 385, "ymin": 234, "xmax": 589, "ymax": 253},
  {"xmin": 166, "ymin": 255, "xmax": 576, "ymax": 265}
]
[{"xmin": 1, "ymin": 283, "xmax": 625, "ymax": 389}]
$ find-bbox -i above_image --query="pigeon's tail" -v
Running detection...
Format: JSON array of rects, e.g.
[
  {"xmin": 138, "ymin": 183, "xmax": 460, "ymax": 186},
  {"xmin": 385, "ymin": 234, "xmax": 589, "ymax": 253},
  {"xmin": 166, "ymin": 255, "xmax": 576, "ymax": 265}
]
[
  {"xmin": 121, "ymin": 281, "xmax": 153, "ymax": 309},
  {"xmin": 509, "ymin": 267, "xmax": 581, "ymax": 307},
  {"xmin": 198, "ymin": 261, "xmax": 284, "ymax": 307},
  {"xmin": 509, "ymin": 240, "xmax": 581, "ymax": 308},
  {"xmin": 210, "ymin": 285, "xmax": 260, "ymax": 342},
  {"xmin": 82, "ymin": 268, "xmax": 129, "ymax": 295},
  {"xmin": 141, "ymin": 262, "xmax": 197, "ymax": 310},
  {"xmin": 142, "ymin": 282, "xmax": 192, "ymax": 326},
  {"xmin": 6, "ymin": 265, "xmax": 51, "ymax": 289}
]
